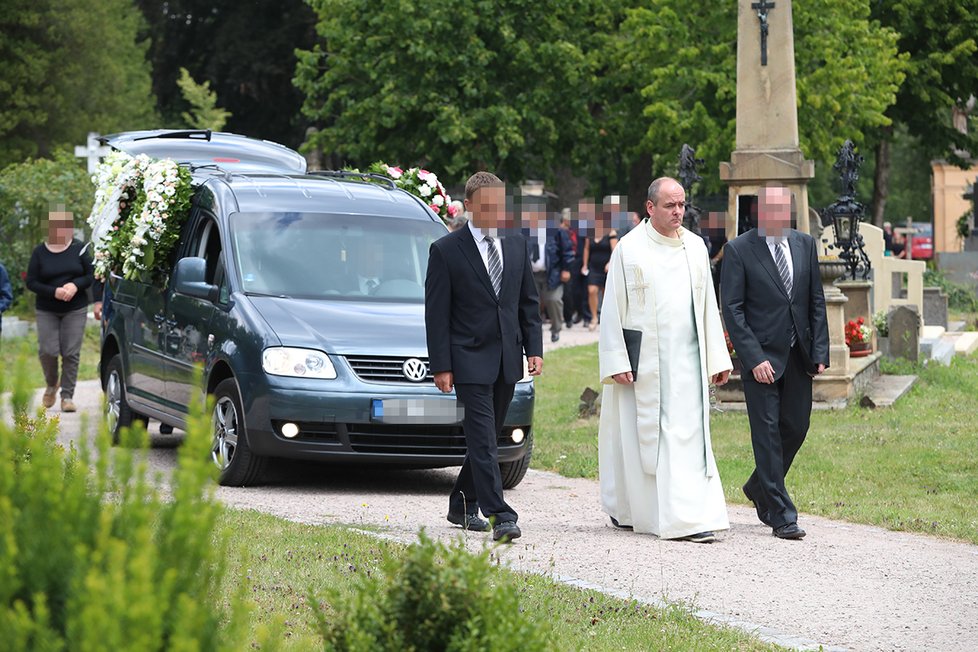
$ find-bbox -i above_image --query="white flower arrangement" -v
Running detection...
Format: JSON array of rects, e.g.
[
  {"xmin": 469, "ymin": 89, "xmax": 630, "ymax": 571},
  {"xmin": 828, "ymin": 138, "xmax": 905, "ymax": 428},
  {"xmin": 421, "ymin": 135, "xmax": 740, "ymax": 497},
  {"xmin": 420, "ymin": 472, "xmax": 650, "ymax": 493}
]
[{"xmin": 87, "ymin": 151, "xmax": 193, "ymax": 281}]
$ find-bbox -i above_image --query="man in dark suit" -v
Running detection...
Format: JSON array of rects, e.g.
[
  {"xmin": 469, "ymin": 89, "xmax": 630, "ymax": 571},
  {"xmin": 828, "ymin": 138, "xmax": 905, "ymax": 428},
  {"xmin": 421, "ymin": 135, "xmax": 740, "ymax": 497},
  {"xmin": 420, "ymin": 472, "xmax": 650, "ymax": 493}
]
[
  {"xmin": 525, "ymin": 207, "xmax": 575, "ymax": 343},
  {"xmin": 721, "ymin": 185, "xmax": 829, "ymax": 540},
  {"xmin": 425, "ymin": 171, "xmax": 543, "ymax": 542}
]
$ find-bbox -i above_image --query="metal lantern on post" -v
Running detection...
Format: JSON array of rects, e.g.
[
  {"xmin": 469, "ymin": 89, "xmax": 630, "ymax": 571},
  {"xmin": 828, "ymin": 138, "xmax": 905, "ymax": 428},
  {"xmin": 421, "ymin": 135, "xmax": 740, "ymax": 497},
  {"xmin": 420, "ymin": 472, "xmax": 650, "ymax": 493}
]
[{"xmin": 824, "ymin": 140, "xmax": 871, "ymax": 280}]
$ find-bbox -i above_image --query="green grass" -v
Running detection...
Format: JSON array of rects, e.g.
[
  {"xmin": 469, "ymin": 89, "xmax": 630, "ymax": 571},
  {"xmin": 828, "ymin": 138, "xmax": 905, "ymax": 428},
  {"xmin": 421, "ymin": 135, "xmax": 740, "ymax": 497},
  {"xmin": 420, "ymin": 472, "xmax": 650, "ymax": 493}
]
[
  {"xmin": 220, "ymin": 509, "xmax": 780, "ymax": 651},
  {"xmin": 533, "ymin": 343, "xmax": 978, "ymax": 544},
  {"xmin": 0, "ymin": 324, "xmax": 102, "ymax": 388}
]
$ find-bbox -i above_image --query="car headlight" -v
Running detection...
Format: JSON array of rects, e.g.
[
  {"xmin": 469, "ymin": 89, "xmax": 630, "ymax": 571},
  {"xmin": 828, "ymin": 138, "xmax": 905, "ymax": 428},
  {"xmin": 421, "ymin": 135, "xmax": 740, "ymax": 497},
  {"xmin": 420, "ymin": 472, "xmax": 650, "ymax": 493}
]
[
  {"xmin": 262, "ymin": 347, "xmax": 337, "ymax": 379},
  {"xmin": 518, "ymin": 356, "xmax": 533, "ymax": 383}
]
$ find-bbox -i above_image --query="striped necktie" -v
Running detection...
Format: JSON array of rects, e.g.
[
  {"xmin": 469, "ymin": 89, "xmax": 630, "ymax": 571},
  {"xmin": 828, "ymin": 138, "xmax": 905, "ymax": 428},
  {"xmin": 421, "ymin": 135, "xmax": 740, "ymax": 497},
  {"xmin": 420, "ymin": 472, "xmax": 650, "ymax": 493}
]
[
  {"xmin": 485, "ymin": 236, "xmax": 502, "ymax": 297},
  {"xmin": 773, "ymin": 240, "xmax": 796, "ymax": 346},
  {"xmin": 773, "ymin": 240, "xmax": 792, "ymax": 296}
]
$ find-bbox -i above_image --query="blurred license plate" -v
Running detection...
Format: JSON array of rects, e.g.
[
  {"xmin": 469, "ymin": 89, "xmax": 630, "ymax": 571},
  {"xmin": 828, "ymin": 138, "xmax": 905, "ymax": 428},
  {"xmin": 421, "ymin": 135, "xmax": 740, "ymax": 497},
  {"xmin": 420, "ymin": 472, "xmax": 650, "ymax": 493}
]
[{"xmin": 370, "ymin": 398, "xmax": 464, "ymax": 424}]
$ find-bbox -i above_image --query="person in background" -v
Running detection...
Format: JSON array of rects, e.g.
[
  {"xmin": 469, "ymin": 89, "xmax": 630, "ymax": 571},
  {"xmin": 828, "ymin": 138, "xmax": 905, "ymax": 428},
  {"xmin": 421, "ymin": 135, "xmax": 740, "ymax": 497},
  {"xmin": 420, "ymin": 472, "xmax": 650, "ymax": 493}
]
[
  {"xmin": 560, "ymin": 211, "xmax": 579, "ymax": 328},
  {"xmin": 26, "ymin": 209, "xmax": 94, "ymax": 412},
  {"xmin": 0, "ymin": 260, "xmax": 13, "ymax": 342},
  {"xmin": 582, "ymin": 203, "xmax": 618, "ymax": 331},
  {"xmin": 882, "ymin": 222, "xmax": 905, "ymax": 258},
  {"xmin": 447, "ymin": 200, "xmax": 468, "ymax": 232},
  {"xmin": 525, "ymin": 207, "xmax": 575, "ymax": 343}
]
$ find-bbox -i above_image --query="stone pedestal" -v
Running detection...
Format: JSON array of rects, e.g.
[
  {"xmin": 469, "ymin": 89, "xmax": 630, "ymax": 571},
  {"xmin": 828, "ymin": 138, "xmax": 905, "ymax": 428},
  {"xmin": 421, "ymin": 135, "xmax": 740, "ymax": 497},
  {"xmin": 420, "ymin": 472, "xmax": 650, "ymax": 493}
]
[
  {"xmin": 823, "ymin": 282, "xmax": 850, "ymax": 377},
  {"xmin": 837, "ymin": 280, "xmax": 873, "ymax": 325},
  {"xmin": 837, "ymin": 279, "xmax": 874, "ymax": 349}
]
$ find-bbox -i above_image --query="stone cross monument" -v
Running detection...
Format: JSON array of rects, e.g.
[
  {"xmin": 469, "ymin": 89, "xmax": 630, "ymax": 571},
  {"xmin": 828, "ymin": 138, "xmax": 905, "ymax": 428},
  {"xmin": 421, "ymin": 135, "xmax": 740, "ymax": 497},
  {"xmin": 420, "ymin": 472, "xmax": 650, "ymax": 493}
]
[{"xmin": 719, "ymin": 0, "xmax": 814, "ymax": 236}]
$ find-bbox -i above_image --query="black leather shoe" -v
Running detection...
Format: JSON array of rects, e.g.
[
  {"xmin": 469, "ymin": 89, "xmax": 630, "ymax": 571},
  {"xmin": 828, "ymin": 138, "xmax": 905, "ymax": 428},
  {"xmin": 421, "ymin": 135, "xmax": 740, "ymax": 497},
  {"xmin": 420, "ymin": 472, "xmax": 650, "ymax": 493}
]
[
  {"xmin": 492, "ymin": 520, "xmax": 522, "ymax": 542},
  {"xmin": 551, "ymin": 332, "xmax": 560, "ymax": 342},
  {"xmin": 447, "ymin": 512, "xmax": 489, "ymax": 532},
  {"xmin": 773, "ymin": 523, "xmax": 806, "ymax": 540},
  {"xmin": 680, "ymin": 531, "xmax": 716, "ymax": 544},
  {"xmin": 743, "ymin": 483, "xmax": 772, "ymax": 526},
  {"xmin": 609, "ymin": 516, "xmax": 633, "ymax": 530}
]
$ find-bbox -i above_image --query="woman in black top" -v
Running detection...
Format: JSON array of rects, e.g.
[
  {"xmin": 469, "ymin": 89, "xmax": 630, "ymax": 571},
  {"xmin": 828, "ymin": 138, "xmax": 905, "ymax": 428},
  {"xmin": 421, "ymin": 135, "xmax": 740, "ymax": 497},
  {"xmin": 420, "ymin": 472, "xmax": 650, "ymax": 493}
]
[
  {"xmin": 26, "ymin": 210, "xmax": 94, "ymax": 412},
  {"xmin": 581, "ymin": 214, "xmax": 618, "ymax": 331}
]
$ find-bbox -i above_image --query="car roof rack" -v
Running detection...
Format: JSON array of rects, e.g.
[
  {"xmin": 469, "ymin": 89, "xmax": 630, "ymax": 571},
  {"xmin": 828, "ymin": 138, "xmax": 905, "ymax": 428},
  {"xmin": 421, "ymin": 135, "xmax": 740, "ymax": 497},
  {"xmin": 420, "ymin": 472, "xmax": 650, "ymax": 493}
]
[
  {"xmin": 307, "ymin": 170, "xmax": 397, "ymax": 190},
  {"xmin": 188, "ymin": 162, "xmax": 233, "ymax": 179}
]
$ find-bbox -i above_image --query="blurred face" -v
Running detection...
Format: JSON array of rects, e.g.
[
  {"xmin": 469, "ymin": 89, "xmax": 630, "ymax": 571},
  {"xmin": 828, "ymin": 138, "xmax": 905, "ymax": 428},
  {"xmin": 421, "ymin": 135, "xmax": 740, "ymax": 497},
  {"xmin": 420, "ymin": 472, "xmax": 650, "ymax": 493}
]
[
  {"xmin": 757, "ymin": 187, "xmax": 792, "ymax": 237},
  {"xmin": 47, "ymin": 211, "xmax": 75, "ymax": 243},
  {"xmin": 358, "ymin": 240, "xmax": 384, "ymax": 276},
  {"xmin": 465, "ymin": 184, "xmax": 506, "ymax": 231},
  {"xmin": 646, "ymin": 180, "xmax": 686, "ymax": 237}
]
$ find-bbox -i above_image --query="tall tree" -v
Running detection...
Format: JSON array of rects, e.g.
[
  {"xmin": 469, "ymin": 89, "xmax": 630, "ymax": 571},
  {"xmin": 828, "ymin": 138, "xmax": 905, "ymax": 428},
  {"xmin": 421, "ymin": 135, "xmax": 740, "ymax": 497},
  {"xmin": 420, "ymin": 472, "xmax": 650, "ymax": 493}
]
[
  {"xmin": 295, "ymin": 0, "xmax": 595, "ymax": 184},
  {"xmin": 294, "ymin": 0, "xmax": 905, "ymax": 206},
  {"xmin": 0, "ymin": 0, "xmax": 157, "ymax": 167},
  {"xmin": 136, "ymin": 0, "xmax": 316, "ymax": 149},
  {"xmin": 869, "ymin": 0, "xmax": 978, "ymax": 225},
  {"xmin": 595, "ymin": 0, "xmax": 905, "ymax": 207}
]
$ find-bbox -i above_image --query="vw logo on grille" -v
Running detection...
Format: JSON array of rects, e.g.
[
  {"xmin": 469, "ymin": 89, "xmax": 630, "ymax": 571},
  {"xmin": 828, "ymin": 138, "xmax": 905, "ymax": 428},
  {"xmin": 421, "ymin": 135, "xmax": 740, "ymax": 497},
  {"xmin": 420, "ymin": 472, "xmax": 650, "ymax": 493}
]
[{"xmin": 402, "ymin": 358, "xmax": 428, "ymax": 382}]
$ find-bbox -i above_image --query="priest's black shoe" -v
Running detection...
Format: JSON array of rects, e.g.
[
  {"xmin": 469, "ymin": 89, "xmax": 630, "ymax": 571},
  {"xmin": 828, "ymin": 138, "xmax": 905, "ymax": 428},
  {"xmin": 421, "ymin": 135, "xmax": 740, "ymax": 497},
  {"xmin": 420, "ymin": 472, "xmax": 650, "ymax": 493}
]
[
  {"xmin": 772, "ymin": 523, "xmax": 806, "ymax": 540},
  {"xmin": 679, "ymin": 531, "xmax": 716, "ymax": 544},
  {"xmin": 609, "ymin": 516, "xmax": 633, "ymax": 530},
  {"xmin": 551, "ymin": 332, "xmax": 560, "ymax": 342},
  {"xmin": 447, "ymin": 512, "xmax": 489, "ymax": 532},
  {"xmin": 743, "ymin": 483, "xmax": 773, "ymax": 526},
  {"xmin": 492, "ymin": 521, "xmax": 521, "ymax": 542}
]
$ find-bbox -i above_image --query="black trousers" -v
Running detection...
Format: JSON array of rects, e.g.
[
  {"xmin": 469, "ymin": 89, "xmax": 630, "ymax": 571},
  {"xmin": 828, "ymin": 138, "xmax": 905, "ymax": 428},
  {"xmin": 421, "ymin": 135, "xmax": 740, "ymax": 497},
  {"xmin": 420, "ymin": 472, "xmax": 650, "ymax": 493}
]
[
  {"xmin": 450, "ymin": 373, "xmax": 518, "ymax": 523},
  {"xmin": 742, "ymin": 345, "xmax": 813, "ymax": 528}
]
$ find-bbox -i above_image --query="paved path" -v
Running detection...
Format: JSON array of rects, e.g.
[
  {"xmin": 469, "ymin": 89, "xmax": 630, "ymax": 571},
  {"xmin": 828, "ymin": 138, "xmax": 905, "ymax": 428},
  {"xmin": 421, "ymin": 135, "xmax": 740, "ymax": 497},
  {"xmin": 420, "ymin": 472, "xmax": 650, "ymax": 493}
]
[{"xmin": 17, "ymin": 327, "xmax": 978, "ymax": 651}]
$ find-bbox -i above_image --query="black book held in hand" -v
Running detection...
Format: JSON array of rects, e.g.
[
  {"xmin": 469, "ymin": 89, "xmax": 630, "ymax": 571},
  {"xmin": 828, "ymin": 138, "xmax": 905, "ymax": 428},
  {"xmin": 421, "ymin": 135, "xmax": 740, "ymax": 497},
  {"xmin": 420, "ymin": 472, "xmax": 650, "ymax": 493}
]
[{"xmin": 622, "ymin": 328, "xmax": 642, "ymax": 381}]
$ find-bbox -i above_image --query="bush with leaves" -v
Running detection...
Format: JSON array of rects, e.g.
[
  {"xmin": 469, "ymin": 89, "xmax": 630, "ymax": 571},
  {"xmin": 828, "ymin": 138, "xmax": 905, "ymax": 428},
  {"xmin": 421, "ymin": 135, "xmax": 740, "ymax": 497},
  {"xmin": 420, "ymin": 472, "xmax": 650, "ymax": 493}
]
[
  {"xmin": 0, "ymin": 350, "xmax": 257, "ymax": 651},
  {"xmin": 310, "ymin": 531, "xmax": 552, "ymax": 651},
  {"xmin": 0, "ymin": 151, "xmax": 94, "ymax": 312},
  {"xmin": 923, "ymin": 267, "xmax": 978, "ymax": 313}
]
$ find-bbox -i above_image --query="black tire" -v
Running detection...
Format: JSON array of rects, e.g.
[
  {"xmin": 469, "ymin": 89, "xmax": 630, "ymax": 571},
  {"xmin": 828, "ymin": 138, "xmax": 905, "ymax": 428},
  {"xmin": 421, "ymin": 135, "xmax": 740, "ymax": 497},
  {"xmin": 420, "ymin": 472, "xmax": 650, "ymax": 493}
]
[
  {"xmin": 499, "ymin": 431, "xmax": 533, "ymax": 489},
  {"xmin": 104, "ymin": 354, "xmax": 147, "ymax": 445},
  {"xmin": 211, "ymin": 378, "xmax": 266, "ymax": 486}
]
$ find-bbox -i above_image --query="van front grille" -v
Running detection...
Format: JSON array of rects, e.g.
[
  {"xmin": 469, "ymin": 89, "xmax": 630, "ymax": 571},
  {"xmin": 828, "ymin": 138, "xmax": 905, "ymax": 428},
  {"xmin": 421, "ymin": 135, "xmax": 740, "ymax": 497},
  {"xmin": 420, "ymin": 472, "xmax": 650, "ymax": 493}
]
[{"xmin": 345, "ymin": 356, "xmax": 434, "ymax": 384}]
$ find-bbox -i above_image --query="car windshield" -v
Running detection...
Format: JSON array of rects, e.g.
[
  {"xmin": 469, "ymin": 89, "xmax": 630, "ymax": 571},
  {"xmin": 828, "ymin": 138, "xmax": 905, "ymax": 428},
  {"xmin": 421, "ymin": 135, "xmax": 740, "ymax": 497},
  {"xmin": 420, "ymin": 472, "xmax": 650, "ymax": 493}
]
[{"xmin": 230, "ymin": 212, "xmax": 446, "ymax": 301}]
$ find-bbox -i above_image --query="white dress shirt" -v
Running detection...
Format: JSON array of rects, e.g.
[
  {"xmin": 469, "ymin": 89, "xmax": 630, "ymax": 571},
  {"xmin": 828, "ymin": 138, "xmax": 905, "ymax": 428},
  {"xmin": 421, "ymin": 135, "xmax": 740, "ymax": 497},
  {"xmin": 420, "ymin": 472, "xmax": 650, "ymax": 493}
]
[
  {"xmin": 765, "ymin": 235, "xmax": 794, "ymax": 288},
  {"xmin": 468, "ymin": 221, "xmax": 504, "ymax": 275},
  {"xmin": 531, "ymin": 226, "xmax": 547, "ymax": 272}
]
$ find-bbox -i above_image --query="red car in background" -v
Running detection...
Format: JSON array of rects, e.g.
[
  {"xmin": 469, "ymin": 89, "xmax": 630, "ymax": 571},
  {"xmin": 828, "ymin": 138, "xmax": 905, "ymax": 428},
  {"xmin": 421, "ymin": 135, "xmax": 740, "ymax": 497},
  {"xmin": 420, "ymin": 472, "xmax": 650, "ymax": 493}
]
[{"xmin": 909, "ymin": 222, "xmax": 934, "ymax": 260}]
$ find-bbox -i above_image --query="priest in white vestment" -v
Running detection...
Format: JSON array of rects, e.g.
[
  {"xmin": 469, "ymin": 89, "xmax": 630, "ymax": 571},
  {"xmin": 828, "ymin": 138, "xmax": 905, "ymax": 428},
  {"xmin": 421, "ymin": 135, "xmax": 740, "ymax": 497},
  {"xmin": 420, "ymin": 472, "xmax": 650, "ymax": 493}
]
[{"xmin": 598, "ymin": 177, "xmax": 732, "ymax": 542}]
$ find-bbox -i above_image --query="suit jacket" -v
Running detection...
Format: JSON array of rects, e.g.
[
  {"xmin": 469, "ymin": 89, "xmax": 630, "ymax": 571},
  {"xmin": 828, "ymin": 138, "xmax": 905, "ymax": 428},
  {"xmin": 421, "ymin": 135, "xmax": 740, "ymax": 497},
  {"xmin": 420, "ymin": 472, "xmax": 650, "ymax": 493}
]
[
  {"xmin": 425, "ymin": 226, "xmax": 543, "ymax": 385},
  {"xmin": 721, "ymin": 228, "xmax": 829, "ymax": 378},
  {"xmin": 528, "ymin": 228, "xmax": 576, "ymax": 289}
]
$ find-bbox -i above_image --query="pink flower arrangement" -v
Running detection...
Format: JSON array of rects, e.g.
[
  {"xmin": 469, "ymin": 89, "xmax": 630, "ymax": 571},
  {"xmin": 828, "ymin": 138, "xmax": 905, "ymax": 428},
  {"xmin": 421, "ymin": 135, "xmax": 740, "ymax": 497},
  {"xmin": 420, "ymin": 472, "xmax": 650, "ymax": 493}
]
[{"xmin": 367, "ymin": 162, "xmax": 453, "ymax": 223}]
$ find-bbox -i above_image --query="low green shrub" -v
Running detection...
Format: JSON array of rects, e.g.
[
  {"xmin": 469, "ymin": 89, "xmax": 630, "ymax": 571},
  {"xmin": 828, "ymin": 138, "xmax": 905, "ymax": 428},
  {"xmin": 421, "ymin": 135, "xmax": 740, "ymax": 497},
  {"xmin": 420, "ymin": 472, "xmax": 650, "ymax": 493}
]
[
  {"xmin": 0, "ymin": 352, "xmax": 259, "ymax": 651},
  {"xmin": 923, "ymin": 267, "xmax": 978, "ymax": 313},
  {"xmin": 310, "ymin": 531, "xmax": 553, "ymax": 652}
]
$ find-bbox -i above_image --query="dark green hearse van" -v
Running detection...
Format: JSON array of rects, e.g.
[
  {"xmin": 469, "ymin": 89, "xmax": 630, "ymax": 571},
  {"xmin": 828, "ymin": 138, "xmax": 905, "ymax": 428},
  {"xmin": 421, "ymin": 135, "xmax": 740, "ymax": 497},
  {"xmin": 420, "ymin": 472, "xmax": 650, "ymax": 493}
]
[{"xmin": 99, "ymin": 131, "xmax": 535, "ymax": 487}]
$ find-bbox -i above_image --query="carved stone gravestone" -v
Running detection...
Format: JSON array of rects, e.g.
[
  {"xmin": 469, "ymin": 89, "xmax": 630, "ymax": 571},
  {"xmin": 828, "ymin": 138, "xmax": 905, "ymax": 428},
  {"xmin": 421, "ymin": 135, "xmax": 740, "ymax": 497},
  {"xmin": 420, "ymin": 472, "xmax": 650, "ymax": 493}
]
[
  {"xmin": 888, "ymin": 305, "xmax": 921, "ymax": 363},
  {"xmin": 923, "ymin": 287, "xmax": 949, "ymax": 328}
]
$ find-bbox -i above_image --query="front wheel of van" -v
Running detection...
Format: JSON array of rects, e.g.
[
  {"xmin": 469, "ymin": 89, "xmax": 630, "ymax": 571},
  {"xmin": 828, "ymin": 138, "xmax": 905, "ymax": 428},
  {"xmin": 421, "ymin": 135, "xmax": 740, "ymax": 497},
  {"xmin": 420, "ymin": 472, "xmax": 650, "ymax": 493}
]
[
  {"xmin": 499, "ymin": 432, "xmax": 533, "ymax": 489},
  {"xmin": 211, "ymin": 378, "xmax": 266, "ymax": 486},
  {"xmin": 104, "ymin": 354, "xmax": 147, "ymax": 445}
]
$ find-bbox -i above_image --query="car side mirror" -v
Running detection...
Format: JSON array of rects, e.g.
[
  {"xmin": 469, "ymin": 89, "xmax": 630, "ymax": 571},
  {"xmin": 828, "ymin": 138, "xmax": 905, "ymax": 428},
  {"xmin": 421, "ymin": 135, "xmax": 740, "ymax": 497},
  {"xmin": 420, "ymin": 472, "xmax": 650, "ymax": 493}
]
[{"xmin": 173, "ymin": 257, "xmax": 219, "ymax": 302}]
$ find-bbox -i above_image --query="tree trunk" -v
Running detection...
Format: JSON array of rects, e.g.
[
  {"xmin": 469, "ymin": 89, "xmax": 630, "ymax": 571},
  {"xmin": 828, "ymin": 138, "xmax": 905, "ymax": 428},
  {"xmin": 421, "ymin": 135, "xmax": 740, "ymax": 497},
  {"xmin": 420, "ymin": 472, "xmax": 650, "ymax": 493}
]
[
  {"xmin": 627, "ymin": 153, "xmax": 653, "ymax": 215},
  {"xmin": 871, "ymin": 126, "xmax": 893, "ymax": 226}
]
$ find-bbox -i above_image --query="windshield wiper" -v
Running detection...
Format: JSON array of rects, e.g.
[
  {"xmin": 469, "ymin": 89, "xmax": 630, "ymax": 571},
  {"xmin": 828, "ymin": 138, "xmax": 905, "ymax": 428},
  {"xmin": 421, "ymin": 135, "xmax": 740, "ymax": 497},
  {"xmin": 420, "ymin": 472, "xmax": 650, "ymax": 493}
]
[{"xmin": 244, "ymin": 291, "xmax": 290, "ymax": 299}]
